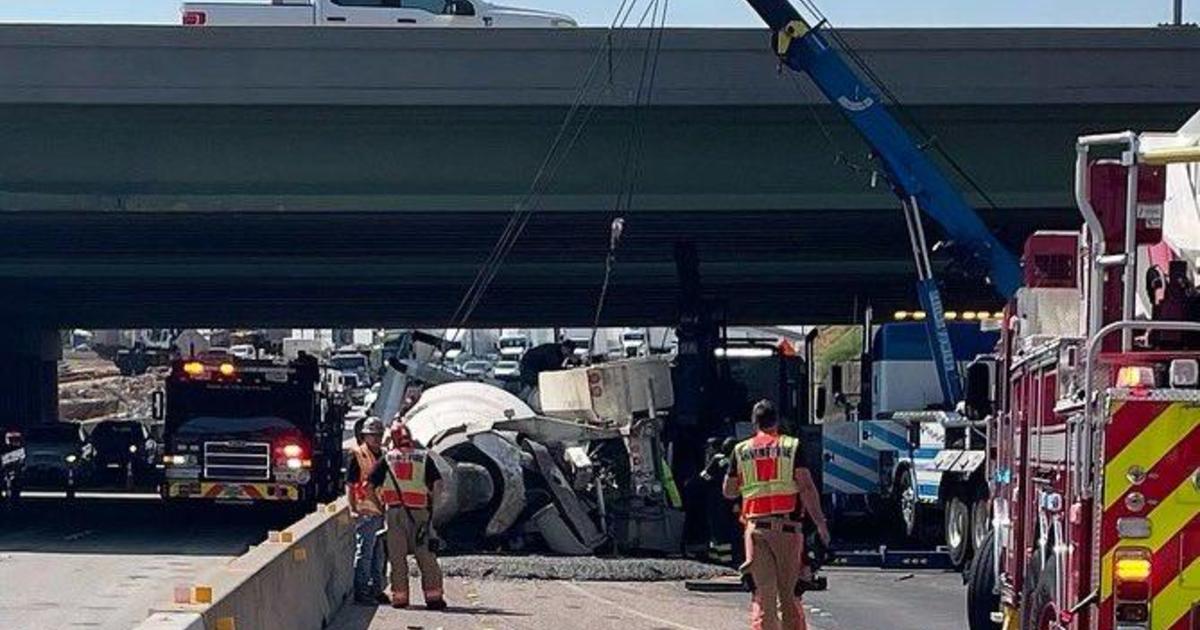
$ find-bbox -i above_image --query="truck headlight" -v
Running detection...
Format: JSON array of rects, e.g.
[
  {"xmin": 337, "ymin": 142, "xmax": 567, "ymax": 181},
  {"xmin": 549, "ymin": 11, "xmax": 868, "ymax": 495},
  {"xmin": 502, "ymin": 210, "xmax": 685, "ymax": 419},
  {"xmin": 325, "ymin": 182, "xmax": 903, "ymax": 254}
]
[{"xmin": 65, "ymin": 454, "xmax": 77, "ymax": 464}]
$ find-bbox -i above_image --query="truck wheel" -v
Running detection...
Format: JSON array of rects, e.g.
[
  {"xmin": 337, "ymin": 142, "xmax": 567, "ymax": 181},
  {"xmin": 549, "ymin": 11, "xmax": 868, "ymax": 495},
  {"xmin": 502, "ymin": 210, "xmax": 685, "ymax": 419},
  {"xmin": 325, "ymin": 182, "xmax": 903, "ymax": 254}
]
[
  {"xmin": 970, "ymin": 495, "xmax": 990, "ymax": 556},
  {"xmin": 966, "ymin": 530, "xmax": 1000, "ymax": 630},
  {"xmin": 896, "ymin": 468, "xmax": 919, "ymax": 540},
  {"xmin": 1025, "ymin": 562, "xmax": 1058, "ymax": 630},
  {"xmin": 945, "ymin": 495, "xmax": 971, "ymax": 569}
]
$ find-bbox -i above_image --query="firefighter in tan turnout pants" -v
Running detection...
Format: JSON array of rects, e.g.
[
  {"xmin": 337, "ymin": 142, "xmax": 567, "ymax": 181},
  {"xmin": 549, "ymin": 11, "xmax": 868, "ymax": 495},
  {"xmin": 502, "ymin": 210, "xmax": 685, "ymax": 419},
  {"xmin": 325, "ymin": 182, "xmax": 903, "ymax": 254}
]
[
  {"xmin": 724, "ymin": 400, "xmax": 830, "ymax": 630},
  {"xmin": 368, "ymin": 421, "xmax": 446, "ymax": 610}
]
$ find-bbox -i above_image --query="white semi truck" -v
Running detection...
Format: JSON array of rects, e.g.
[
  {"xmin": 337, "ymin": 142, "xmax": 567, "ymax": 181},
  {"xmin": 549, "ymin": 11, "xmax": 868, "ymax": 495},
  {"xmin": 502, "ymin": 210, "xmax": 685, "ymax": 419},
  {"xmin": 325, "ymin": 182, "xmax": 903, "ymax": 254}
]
[{"xmin": 182, "ymin": 0, "xmax": 577, "ymax": 28}]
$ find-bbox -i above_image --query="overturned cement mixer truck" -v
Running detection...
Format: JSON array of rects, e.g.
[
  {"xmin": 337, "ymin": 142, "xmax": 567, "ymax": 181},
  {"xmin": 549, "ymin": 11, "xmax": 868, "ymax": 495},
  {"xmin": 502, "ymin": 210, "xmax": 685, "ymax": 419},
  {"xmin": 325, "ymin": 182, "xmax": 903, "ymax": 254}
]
[{"xmin": 381, "ymin": 356, "xmax": 686, "ymax": 555}]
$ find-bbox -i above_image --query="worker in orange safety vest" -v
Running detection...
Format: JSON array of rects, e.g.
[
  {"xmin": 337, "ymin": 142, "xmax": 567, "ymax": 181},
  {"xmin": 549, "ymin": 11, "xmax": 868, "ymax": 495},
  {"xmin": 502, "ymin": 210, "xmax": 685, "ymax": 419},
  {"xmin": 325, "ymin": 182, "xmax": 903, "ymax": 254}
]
[
  {"xmin": 347, "ymin": 416, "xmax": 388, "ymax": 605},
  {"xmin": 368, "ymin": 420, "xmax": 446, "ymax": 610},
  {"xmin": 724, "ymin": 400, "xmax": 830, "ymax": 630}
]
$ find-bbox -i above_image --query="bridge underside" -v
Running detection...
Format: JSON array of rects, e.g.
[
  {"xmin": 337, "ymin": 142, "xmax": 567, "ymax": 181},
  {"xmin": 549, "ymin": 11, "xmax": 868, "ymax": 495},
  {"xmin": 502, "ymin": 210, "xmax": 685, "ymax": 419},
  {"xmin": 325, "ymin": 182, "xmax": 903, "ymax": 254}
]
[
  {"xmin": 0, "ymin": 23, "xmax": 1194, "ymax": 327},
  {"xmin": 0, "ymin": 207, "xmax": 1071, "ymax": 328}
]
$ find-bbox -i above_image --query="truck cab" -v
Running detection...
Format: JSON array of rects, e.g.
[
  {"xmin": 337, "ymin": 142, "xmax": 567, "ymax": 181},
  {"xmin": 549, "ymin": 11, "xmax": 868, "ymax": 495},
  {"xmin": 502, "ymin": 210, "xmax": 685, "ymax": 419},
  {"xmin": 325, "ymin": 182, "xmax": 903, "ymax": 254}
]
[
  {"xmin": 497, "ymin": 334, "xmax": 530, "ymax": 360},
  {"xmin": 182, "ymin": 0, "xmax": 577, "ymax": 28},
  {"xmin": 157, "ymin": 356, "xmax": 345, "ymax": 508}
]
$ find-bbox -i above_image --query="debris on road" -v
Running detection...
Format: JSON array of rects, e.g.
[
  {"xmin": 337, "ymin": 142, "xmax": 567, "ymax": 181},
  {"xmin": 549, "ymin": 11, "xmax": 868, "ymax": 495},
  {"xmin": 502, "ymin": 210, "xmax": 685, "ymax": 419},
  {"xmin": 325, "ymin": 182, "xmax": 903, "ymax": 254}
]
[{"xmin": 435, "ymin": 555, "xmax": 733, "ymax": 582}]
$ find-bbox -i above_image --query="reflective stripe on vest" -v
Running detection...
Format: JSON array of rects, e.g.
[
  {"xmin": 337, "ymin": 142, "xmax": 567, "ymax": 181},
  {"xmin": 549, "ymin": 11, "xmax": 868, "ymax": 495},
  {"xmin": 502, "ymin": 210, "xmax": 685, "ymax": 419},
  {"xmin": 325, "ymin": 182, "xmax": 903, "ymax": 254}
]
[
  {"xmin": 735, "ymin": 433, "xmax": 800, "ymax": 518},
  {"xmin": 351, "ymin": 444, "xmax": 383, "ymax": 514},
  {"xmin": 379, "ymin": 447, "xmax": 429, "ymax": 509}
]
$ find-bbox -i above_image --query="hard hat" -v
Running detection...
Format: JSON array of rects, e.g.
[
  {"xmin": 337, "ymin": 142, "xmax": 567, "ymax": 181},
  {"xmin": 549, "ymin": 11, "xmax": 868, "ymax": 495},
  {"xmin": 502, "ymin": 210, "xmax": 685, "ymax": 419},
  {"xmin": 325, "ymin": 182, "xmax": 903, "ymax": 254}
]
[
  {"xmin": 390, "ymin": 422, "xmax": 413, "ymax": 446},
  {"xmin": 360, "ymin": 417, "xmax": 384, "ymax": 436}
]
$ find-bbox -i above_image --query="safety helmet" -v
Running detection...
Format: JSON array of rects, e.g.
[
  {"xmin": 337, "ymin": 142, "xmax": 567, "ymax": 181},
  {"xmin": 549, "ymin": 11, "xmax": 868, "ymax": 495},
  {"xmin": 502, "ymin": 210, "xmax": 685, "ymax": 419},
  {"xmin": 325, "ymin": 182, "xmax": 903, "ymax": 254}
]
[
  {"xmin": 390, "ymin": 422, "xmax": 413, "ymax": 447},
  {"xmin": 360, "ymin": 417, "xmax": 384, "ymax": 436}
]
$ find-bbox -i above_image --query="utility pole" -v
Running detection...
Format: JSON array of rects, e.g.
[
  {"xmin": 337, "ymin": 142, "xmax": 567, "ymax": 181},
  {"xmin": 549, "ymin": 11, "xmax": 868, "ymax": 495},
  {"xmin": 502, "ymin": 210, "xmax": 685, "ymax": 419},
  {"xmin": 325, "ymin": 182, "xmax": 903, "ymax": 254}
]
[{"xmin": 1176, "ymin": 0, "xmax": 1185, "ymax": 26}]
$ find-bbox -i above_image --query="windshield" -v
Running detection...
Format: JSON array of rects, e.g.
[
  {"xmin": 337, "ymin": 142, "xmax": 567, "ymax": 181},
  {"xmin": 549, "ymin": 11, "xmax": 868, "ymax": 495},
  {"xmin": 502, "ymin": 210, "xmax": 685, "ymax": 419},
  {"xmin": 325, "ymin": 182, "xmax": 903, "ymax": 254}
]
[
  {"xmin": 175, "ymin": 415, "xmax": 299, "ymax": 439},
  {"xmin": 166, "ymin": 381, "xmax": 315, "ymax": 433},
  {"xmin": 330, "ymin": 355, "xmax": 367, "ymax": 371},
  {"xmin": 91, "ymin": 423, "xmax": 143, "ymax": 445},
  {"xmin": 623, "ymin": 331, "xmax": 645, "ymax": 341}
]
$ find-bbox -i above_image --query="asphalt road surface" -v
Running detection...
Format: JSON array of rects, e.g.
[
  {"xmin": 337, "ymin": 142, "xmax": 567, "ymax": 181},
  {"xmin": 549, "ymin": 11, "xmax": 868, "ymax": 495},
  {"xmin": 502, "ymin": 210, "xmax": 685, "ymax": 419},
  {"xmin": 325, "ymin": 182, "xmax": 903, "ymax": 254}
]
[
  {"xmin": 328, "ymin": 567, "xmax": 966, "ymax": 630},
  {"xmin": 0, "ymin": 495, "xmax": 300, "ymax": 630}
]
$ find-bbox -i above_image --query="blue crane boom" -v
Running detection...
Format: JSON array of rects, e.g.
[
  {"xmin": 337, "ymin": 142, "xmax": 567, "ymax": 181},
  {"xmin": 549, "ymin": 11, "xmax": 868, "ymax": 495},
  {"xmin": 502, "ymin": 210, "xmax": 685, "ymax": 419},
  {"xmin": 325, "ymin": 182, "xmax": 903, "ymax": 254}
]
[{"xmin": 742, "ymin": 0, "xmax": 1023, "ymax": 406}]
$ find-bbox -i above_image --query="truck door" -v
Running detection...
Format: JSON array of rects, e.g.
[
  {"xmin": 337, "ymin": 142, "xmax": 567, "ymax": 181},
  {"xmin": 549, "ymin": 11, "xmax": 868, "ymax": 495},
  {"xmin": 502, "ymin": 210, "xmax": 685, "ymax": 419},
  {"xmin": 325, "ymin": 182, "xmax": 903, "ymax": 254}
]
[{"xmin": 321, "ymin": 0, "xmax": 482, "ymax": 27}]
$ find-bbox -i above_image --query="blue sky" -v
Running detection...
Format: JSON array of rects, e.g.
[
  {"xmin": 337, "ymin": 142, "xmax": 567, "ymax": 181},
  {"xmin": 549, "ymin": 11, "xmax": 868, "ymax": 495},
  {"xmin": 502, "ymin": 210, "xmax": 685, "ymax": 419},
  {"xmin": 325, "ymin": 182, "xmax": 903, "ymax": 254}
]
[{"xmin": 0, "ymin": 1, "xmax": 1177, "ymax": 27}]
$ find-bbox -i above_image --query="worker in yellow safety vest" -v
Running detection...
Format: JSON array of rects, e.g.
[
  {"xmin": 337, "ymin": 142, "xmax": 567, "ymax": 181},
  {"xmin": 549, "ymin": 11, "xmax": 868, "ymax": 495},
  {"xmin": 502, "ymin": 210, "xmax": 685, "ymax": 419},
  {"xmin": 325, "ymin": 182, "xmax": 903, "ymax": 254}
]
[
  {"xmin": 368, "ymin": 421, "xmax": 446, "ymax": 610},
  {"xmin": 724, "ymin": 400, "xmax": 830, "ymax": 630},
  {"xmin": 346, "ymin": 416, "xmax": 388, "ymax": 605}
]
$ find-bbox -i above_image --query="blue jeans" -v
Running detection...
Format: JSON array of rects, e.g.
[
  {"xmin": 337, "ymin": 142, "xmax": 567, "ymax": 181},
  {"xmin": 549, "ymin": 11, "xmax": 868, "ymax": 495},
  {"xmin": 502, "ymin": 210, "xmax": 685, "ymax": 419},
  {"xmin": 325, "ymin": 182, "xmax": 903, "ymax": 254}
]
[{"xmin": 353, "ymin": 514, "xmax": 386, "ymax": 596}]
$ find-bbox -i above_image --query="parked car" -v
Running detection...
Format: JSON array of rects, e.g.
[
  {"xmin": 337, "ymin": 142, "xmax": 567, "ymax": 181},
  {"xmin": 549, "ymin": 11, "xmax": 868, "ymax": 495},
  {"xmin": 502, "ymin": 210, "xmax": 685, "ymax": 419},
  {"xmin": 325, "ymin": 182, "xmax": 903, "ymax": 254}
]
[
  {"xmin": 87, "ymin": 420, "xmax": 158, "ymax": 488},
  {"xmin": 23, "ymin": 423, "xmax": 92, "ymax": 496},
  {"xmin": 492, "ymin": 360, "xmax": 521, "ymax": 381},
  {"xmin": 461, "ymin": 360, "xmax": 492, "ymax": 378},
  {"xmin": 229, "ymin": 344, "xmax": 257, "ymax": 359}
]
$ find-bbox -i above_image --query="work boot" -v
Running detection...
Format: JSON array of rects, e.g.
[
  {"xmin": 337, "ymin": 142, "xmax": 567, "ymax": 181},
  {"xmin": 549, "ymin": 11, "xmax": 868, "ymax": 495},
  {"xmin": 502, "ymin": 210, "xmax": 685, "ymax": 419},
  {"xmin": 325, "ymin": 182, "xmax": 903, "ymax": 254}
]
[
  {"xmin": 426, "ymin": 598, "xmax": 448, "ymax": 611},
  {"xmin": 390, "ymin": 595, "xmax": 409, "ymax": 609}
]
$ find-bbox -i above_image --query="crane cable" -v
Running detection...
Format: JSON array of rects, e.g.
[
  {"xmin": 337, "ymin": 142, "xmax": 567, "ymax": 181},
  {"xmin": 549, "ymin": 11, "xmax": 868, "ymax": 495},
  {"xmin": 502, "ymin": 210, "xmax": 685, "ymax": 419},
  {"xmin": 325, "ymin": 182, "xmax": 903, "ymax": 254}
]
[
  {"xmin": 443, "ymin": 0, "xmax": 664, "ymax": 341},
  {"xmin": 589, "ymin": 0, "xmax": 670, "ymax": 353}
]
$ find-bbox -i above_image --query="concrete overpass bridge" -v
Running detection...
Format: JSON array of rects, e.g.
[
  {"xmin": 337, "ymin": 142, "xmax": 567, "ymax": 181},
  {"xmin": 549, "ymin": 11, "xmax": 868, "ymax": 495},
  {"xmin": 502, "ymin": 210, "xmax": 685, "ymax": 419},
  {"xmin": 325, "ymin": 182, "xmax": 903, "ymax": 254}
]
[{"xmin": 0, "ymin": 24, "xmax": 1196, "ymax": 424}]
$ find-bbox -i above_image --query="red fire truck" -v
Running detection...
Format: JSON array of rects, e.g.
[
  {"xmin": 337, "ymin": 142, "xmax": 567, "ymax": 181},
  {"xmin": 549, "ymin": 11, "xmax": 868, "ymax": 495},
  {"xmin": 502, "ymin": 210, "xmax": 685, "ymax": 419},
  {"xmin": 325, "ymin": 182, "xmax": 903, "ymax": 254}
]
[{"xmin": 967, "ymin": 114, "xmax": 1200, "ymax": 629}]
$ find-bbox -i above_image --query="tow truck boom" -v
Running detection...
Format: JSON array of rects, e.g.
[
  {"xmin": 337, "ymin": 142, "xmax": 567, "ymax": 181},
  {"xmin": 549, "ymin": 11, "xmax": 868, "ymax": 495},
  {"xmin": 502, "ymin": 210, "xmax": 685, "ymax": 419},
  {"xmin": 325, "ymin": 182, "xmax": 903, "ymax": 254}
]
[{"xmin": 742, "ymin": 0, "xmax": 1023, "ymax": 405}]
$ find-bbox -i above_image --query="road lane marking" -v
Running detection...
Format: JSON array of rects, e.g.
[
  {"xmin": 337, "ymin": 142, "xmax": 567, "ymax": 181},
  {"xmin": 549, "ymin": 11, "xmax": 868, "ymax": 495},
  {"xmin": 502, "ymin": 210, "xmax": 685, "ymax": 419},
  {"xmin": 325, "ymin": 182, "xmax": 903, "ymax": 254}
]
[{"xmin": 559, "ymin": 582, "xmax": 705, "ymax": 630}]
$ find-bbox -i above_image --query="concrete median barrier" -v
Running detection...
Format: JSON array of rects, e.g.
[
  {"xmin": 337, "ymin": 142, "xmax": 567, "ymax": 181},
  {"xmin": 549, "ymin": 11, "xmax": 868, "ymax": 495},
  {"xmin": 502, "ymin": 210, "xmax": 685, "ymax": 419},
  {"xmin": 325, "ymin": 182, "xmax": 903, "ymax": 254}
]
[{"xmin": 134, "ymin": 499, "xmax": 354, "ymax": 630}]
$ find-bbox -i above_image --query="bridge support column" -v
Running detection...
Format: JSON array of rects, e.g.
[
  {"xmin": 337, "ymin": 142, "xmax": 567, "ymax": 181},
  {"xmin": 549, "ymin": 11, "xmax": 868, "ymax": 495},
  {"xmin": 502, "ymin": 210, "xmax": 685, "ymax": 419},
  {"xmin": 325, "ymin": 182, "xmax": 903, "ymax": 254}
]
[{"xmin": 0, "ymin": 326, "xmax": 60, "ymax": 429}]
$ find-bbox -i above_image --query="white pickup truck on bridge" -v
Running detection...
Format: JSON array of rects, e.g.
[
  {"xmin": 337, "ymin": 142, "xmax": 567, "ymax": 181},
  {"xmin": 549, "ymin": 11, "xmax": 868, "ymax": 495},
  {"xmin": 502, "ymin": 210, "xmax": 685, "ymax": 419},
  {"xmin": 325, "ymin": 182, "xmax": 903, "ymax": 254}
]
[{"xmin": 182, "ymin": 0, "xmax": 577, "ymax": 28}]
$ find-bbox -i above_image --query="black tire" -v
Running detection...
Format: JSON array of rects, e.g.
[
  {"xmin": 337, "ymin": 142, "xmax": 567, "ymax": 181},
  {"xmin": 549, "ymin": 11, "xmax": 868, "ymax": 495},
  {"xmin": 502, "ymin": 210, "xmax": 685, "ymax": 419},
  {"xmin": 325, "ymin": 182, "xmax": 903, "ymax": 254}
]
[
  {"xmin": 895, "ymin": 467, "xmax": 918, "ymax": 540},
  {"xmin": 1022, "ymin": 541, "xmax": 1058, "ymax": 630},
  {"xmin": 945, "ymin": 495, "xmax": 972, "ymax": 570},
  {"xmin": 966, "ymin": 530, "xmax": 1000, "ymax": 630},
  {"xmin": 970, "ymin": 494, "xmax": 990, "ymax": 557}
]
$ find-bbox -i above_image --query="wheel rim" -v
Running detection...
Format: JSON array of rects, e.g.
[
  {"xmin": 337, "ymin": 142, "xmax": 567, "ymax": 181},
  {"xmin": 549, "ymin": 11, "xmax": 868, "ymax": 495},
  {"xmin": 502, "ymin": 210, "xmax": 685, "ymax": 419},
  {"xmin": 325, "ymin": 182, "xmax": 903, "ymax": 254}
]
[
  {"xmin": 947, "ymin": 498, "xmax": 968, "ymax": 552},
  {"xmin": 901, "ymin": 479, "xmax": 917, "ymax": 533},
  {"xmin": 971, "ymin": 499, "xmax": 990, "ymax": 552}
]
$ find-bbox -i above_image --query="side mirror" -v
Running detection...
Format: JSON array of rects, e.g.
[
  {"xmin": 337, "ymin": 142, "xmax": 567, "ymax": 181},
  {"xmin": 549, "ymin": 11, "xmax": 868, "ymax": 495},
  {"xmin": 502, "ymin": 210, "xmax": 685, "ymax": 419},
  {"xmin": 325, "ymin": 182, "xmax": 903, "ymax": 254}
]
[
  {"xmin": 151, "ymin": 390, "xmax": 165, "ymax": 421},
  {"xmin": 829, "ymin": 365, "xmax": 844, "ymax": 397},
  {"xmin": 964, "ymin": 361, "xmax": 995, "ymax": 420},
  {"xmin": 814, "ymin": 386, "xmax": 827, "ymax": 421}
]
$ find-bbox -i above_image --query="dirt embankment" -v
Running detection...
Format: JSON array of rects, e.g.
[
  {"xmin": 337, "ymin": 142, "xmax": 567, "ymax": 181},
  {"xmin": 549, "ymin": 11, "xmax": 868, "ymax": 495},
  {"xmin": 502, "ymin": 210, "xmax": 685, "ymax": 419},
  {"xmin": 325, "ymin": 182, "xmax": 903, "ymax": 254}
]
[{"xmin": 58, "ymin": 353, "xmax": 162, "ymax": 422}]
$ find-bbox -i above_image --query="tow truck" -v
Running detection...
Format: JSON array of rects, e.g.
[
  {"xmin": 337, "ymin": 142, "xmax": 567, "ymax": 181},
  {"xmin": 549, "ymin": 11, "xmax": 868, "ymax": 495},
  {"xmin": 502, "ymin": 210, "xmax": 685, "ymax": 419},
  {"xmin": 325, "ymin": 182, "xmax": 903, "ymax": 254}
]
[
  {"xmin": 817, "ymin": 319, "xmax": 1000, "ymax": 568},
  {"xmin": 730, "ymin": 0, "xmax": 1024, "ymax": 571},
  {"xmin": 156, "ymin": 354, "xmax": 346, "ymax": 509},
  {"xmin": 181, "ymin": 0, "xmax": 577, "ymax": 28},
  {"xmin": 964, "ymin": 113, "xmax": 1200, "ymax": 630}
]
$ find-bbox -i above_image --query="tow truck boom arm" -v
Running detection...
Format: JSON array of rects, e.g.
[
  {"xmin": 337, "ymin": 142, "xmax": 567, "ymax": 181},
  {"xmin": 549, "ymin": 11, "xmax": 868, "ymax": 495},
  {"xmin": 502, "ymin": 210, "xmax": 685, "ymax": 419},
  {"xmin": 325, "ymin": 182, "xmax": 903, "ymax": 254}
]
[{"xmin": 743, "ymin": 0, "xmax": 1022, "ymax": 299}]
